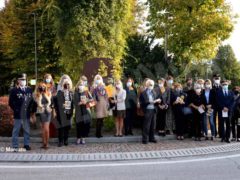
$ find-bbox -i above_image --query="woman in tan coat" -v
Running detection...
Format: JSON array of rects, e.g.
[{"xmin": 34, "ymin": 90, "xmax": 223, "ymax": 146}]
[{"xmin": 92, "ymin": 75, "xmax": 108, "ymax": 138}]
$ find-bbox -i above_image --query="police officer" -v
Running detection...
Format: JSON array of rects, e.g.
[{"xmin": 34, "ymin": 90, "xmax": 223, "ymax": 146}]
[{"xmin": 9, "ymin": 73, "xmax": 33, "ymax": 151}]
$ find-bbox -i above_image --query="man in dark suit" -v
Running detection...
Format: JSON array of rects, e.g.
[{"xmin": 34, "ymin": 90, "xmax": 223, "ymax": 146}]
[
  {"xmin": 139, "ymin": 79, "xmax": 160, "ymax": 144},
  {"xmin": 9, "ymin": 73, "xmax": 33, "ymax": 151},
  {"xmin": 212, "ymin": 74, "xmax": 222, "ymax": 137},
  {"xmin": 216, "ymin": 80, "xmax": 234, "ymax": 143}
]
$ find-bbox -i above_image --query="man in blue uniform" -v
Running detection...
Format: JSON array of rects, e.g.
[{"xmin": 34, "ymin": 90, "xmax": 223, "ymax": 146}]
[{"xmin": 9, "ymin": 73, "xmax": 33, "ymax": 151}]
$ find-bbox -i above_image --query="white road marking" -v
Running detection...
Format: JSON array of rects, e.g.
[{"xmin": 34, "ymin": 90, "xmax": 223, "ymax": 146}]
[{"xmin": 0, "ymin": 153, "xmax": 240, "ymax": 169}]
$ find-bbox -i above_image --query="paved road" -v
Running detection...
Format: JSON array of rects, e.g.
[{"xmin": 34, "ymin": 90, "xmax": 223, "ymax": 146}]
[{"xmin": 1, "ymin": 152, "xmax": 240, "ymax": 180}]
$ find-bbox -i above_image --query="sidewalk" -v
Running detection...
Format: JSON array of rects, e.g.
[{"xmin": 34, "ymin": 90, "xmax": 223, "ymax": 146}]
[{"xmin": 1, "ymin": 135, "xmax": 240, "ymax": 162}]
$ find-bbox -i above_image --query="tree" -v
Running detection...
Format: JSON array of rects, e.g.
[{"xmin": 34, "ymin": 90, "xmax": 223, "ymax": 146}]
[
  {"xmin": 45, "ymin": 0, "xmax": 136, "ymax": 81},
  {"xmin": 0, "ymin": 0, "xmax": 62, "ymax": 88},
  {"xmin": 148, "ymin": 0, "xmax": 234, "ymax": 64},
  {"xmin": 212, "ymin": 44, "xmax": 240, "ymax": 86}
]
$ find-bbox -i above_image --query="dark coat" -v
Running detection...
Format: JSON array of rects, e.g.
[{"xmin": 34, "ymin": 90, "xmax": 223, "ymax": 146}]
[
  {"xmin": 154, "ymin": 87, "xmax": 170, "ymax": 106},
  {"xmin": 202, "ymin": 89, "xmax": 216, "ymax": 108},
  {"xmin": 54, "ymin": 90, "xmax": 74, "ymax": 128},
  {"xmin": 8, "ymin": 86, "xmax": 33, "ymax": 119},
  {"xmin": 216, "ymin": 89, "xmax": 234, "ymax": 112},
  {"xmin": 139, "ymin": 89, "xmax": 158, "ymax": 113},
  {"xmin": 74, "ymin": 91, "xmax": 93, "ymax": 124}
]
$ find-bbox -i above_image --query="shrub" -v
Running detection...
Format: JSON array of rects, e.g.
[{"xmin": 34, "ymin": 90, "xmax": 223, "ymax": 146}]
[{"xmin": 0, "ymin": 96, "xmax": 14, "ymax": 136}]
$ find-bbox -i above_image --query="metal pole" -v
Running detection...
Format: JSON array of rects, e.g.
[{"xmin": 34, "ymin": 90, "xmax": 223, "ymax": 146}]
[
  {"xmin": 33, "ymin": 13, "xmax": 37, "ymax": 83},
  {"xmin": 164, "ymin": 30, "xmax": 168, "ymax": 62}
]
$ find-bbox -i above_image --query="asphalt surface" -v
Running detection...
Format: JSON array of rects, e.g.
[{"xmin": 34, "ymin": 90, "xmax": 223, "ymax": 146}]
[{"xmin": 0, "ymin": 151, "xmax": 240, "ymax": 180}]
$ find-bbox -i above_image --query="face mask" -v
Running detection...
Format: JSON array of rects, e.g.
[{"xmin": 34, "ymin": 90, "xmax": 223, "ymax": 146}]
[
  {"xmin": 176, "ymin": 88, "xmax": 181, "ymax": 92},
  {"xmin": 79, "ymin": 86, "xmax": 85, "ymax": 93},
  {"xmin": 38, "ymin": 86, "xmax": 45, "ymax": 93},
  {"xmin": 167, "ymin": 80, "xmax": 173, "ymax": 85},
  {"xmin": 187, "ymin": 82, "xmax": 192, "ymax": 87},
  {"xmin": 84, "ymin": 81, "xmax": 88, "ymax": 86},
  {"xmin": 222, "ymin": 85, "xmax": 228, "ymax": 90},
  {"xmin": 205, "ymin": 84, "xmax": 211, "ymax": 89},
  {"xmin": 64, "ymin": 84, "xmax": 69, "ymax": 90},
  {"xmin": 214, "ymin": 79, "xmax": 220, "ymax": 85},
  {"xmin": 126, "ymin": 82, "xmax": 132, "ymax": 87},
  {"xmin": 195, "ymin": 88, "xmax": 201, "ymax": 94},
  {"xmin": 96, "ymin": 79, "xmax": 102, "ymax": 85},
  {"xmin": 148, "ymin": 85, "xmax": 154, "ymax": 90},
  {"xmin": 19, "ymin": 80, "xmax": 26, "ymax": 87},
  {"xmin": 116, "ymin": 84, "xmax": 122, "ymax": 89},
  {"xmin": 234, "ymin": 90, "xmax": 239, "ymax": 95},
  {"xmin": 158, "ymin": 83, "xmax": 164, "ymax": 88},
  {"xmin": 200, "ymin": 84, "xmax": 204, "ymax": 89},
  {"xmin": 45, "ymin": 78, "xmax": 51, "ymax": 84}
]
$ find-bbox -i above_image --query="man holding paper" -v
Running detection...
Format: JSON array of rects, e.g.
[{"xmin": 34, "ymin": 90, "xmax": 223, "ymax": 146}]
[
  {"xmin": 139, "ymin": 79, "xmax": 160, "ymax": 144},
  {"xmin": 216, "ymin": 80, "xmax": 234, "ymax": 143}
]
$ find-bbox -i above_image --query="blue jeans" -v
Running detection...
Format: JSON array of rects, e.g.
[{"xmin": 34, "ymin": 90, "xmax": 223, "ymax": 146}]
[
  {"xmin": 12, "ymin": 119, "xmax": 30, "ymax": 148},
  {"xmin": 203, "ymin": 112, "xmax": 215, "ymax": 137}
]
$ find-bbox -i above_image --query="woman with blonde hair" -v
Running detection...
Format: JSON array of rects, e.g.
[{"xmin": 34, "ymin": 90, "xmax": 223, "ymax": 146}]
[
  {"xmin": 54, "ymin": 75, "xmax": 74, "ymax": 147},
  {"xmin": 43, "ymin": 73, "xmax": 56, "ymax": 96},
  {"xmin": 74, "ymin": 78, "xmax": 94, "ymax": 144},
  {"xmin": 33, "ymin": 82, "xmax": 53, "ymax": 149},
  {"xmin": 57, "ymin": 74, "xmax": 71, "ymax": 92},
  {"xmin": 202, "ymin": 79, "xmax": 215, "ymax": 140},
  {"xmin": 112, "ymin": 80, "xmax": 126, "ymax": 137},
  {"xmin": 92, "ymin": 74, "xmax": 108, "ymax": 138}
]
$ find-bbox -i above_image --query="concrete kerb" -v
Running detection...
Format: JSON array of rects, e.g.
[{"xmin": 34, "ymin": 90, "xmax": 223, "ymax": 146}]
[
  {"xmin": 0, "ymin": 135, "xmax": 176, "ymax": 144},
  {"xmin": 1, "ymin": 143, "xmax": 240, "ymax": 162}
]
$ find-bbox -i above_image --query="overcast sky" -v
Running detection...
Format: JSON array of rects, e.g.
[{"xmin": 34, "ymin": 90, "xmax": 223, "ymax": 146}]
[{"xmin": 0, "ymin": 0, "xmax": 239, "ymax": 60}]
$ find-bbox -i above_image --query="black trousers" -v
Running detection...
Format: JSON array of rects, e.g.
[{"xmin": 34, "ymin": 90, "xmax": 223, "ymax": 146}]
[
  {"xmin": 156, "ymin": 109, "xmax": 167, "ymax": 131},
  {"xmin": 96, "ymin": 118, "xmax": 104, "ymax": 137},
  {"xmin": 193, "ymin": 112, "xmax": 203, "ymax": 138},
  {"xmin": 76, "ymin": 122, "xmax": 90, "ymax": 138},
  {"xmin": 173, "ymin": 107, "xmax": 185, "ymax": 136},
  {"xmin": 142, "ymin": 109, "xmax": 156, "ymax": 142},
  {"xmin": 232, "ymin": 115, "xmax": 240, "ymax": 139},
  {"xmin": 124, "ymin": 108, "xmax": 136, "ymax": 134},
  {"xmin": 58, "ymin": 126, "xmax": 70, "ymax": 143},
  {"xmin": 220, "ymin": 116, "xmax": 230, "ymax": 140}
]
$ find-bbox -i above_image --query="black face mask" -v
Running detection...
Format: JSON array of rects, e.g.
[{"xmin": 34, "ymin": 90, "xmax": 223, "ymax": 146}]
[
  {"xmin": 234, "ymin": 90, "xmax": 239, "ymax": 95},
  {"xmin": 38, "ymin": 87, "xmax": 45, "ymax": 93},
  {"xmin": 64, "ymin": 84, "xmax": 69, "ymax": 89}
]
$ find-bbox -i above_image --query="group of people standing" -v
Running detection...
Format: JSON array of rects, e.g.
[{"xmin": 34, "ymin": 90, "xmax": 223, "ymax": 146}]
[
  {"xmin": 140, "ymin": 75, "xmax": 240, "ymax": 144},
  {"xmin": 8, "ymin": 72, "xmax": 240, "ymax": 151}
]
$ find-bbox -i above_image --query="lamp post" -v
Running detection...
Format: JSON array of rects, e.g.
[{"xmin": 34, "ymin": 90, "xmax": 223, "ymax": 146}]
[{"xmin": 33, "ymin": 12, "xmax": 37, "ymax": 84}]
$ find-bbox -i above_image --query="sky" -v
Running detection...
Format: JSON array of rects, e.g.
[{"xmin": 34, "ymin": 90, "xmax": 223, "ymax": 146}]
[{"xmin": 0, "ymin": 0, "xmax": 239, "ymax": 60}]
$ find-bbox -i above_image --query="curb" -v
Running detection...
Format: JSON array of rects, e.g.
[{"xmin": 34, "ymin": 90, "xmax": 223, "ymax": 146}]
[
  {"xmin": 0, "ymin": 135, "xmax": 176, "ymax": 144},
  {"xmin": 0, "ymin": 143, "xmax": 240, "ymax": 162}
]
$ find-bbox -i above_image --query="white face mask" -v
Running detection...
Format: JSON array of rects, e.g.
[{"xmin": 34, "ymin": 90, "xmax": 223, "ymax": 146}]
[
  {"xmin": 126, "ymin": 82, "xmax": 132, "ymax": 87},
  {"xmin": 167, "ymin": 80, "xmax": 173, "ymax": 85},
  {"xmin": 79, "ymin": 85, "xmax": 85, "ymax": 92},
  {"xmin": 214, "ymin": 79, "xmax": 220, "ymax": 85},
  {"xmin": 96, "ymin": 79, "xmax": 102, "ymax": 85},
  {"xmin": 205, "ymin": 84, "xmax": 211, "ymax": 89},
  {"xmin": 116, "ymin": 84, "xmax": 122, "ymax": 89},
  {"xmin": 84, "ymin": 81, "xmax": 88, "ymax": 86},
  {"xmin": 158, "ymin": 83, "xmax": 164, "ymax": 88},
  {"xmin": 148, "ymin": 85, "xmax": 154, "ymax": 90},
  {"xmin": 19, "ymin": 80, "xmax": 26, "ymax": 87},
  {"xmin": 195, "ymin": 88, "xmax": 201, "ymax": 94}
]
